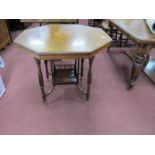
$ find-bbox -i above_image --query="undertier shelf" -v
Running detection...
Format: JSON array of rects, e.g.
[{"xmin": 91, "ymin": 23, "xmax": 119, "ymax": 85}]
[{"xmin": 52, "ymin": 64, "xmax": 79, "ymax": 85}]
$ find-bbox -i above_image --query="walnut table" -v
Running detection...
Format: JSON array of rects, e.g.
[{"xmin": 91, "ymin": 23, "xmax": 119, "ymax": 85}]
[
  {"xmin": 109, "ymin": 19, "xmax": 155, "ymax": 87},
  {"xmin": 14, "ymin": 24, "xmax": 112, "ymax": 104}
]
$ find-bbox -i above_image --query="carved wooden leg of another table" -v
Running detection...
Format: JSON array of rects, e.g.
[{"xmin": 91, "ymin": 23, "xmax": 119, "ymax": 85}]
[
  {"xmin": 129, "ymin": 46, "xmax": 147, "ymax": 88},
  {"xmin": 86, "ymin": 56, "xmax": 95, "ymax": 103},
  {"xmin": 143, "ymin": 45, "xmax": 152, "ymax": 67},
  {"xmin": 143, "ymin": 54, "xmax": 150, "ymax": 67},
  {"xmin": 35, "ymin": 58, "xmax": 46, "ymax": 103}
]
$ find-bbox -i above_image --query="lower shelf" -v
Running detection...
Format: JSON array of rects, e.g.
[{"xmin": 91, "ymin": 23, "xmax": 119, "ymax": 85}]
[{"xmin": 52, "ymin": 64, "xmax": 79, "ymax": 85}]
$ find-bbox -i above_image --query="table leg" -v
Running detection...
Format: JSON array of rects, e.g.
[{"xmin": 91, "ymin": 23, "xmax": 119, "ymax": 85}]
[
  {"xmin": 35, "ymin": 58, "xmax": 46, "ymax": 103},
  {"xmin": 129, "ymin": 53, "xmax": 145, "ymax": 87},
  {"xmin": 119, "ymin": 33, "xmax": 123, "ymax": 47},
  {"xmin": 44, "ymin": 60, "xmax": 49, "ymax": 79},
  {"xmin": 80, "ymin": 59, "xmax": 84, "ymax": 80},
  {"xmin": 86, "ymin": 57, "xmax": 95, "ymax": 102},
  {"xmin": 129, "ymin": 45, "xmax": 150, "ymax": 88}
]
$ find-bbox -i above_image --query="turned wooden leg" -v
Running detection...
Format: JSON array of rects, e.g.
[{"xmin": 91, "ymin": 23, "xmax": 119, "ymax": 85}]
[
  {"xmin": 50, "ymin": 60, "xmax": 54, "ymax": 76},
  {"xmin": 44, "ymin": 60, "xmax": 49, "ymax": 79},
  {"xmin": 119, "ymin": 33, "xmax": 123, "ymax": 47},
  {"xmin": 35, "ymin": 58, "xmax": 46, "ymax": 103},
  {"xmin": 129, "ymin": 53, "xmax": 145, "ymax": 88},
  {"xmin": 80, "ymin": 59, "xmax": 84, "ymax": 80},
  {"xmin": 124, "ymin": 38, "xmax": 129, "ymax": 47},
  {"xmin": 86, "ymin": 57, "xmax": 95, "ymax": 102}
]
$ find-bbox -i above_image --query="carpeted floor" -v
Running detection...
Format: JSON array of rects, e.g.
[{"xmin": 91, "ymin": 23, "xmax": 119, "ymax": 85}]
[{"xmin": 0, "ymin": 20, "xmax": 155, "ymax": 135}]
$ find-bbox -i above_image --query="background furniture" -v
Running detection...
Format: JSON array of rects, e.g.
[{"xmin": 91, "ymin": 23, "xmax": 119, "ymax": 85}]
[
  {"xmin": 88, "ymin": 19, "xmax": 131, "ymax": 47},
  {"xmin": 7, "ymin": 19, "xmax": 30, "ymax": 30},
  {"xmin": 20, "ymin": 19, "xmax": 79, "ymax": 26},
  {"xmin": 109, "ymin": 19, "xmax": 155, "ymax": 87},
  {"xmin": 0, "ymin": 20, "xmax": 11, "ymax": 51}
]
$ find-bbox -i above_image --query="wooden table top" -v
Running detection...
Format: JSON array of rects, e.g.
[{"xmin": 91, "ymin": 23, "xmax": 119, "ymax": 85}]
[
  {"xmin": 14, "ymin": 24, "xmax": 112, "ymax": 60},
  {"xmin": 109, "ymin": 19, "xmax": 155, "ymax": 45}
]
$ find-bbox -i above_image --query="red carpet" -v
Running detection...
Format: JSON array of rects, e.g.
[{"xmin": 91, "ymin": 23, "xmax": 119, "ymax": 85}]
[{"xmin": 1, "ymin": 20, "xmax": 155, "ymax": 134}]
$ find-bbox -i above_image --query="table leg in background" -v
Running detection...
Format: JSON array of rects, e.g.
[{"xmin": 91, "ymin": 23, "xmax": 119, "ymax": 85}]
[
  {"xmin": 129, "ymin": 45, "xmax": 150, "ymax": 88},
  {"xmin": 35, "ymin": 58, "xmax": 46, "ymax": 103},
  {"xmin": 80, "ymin": 59, "xmax": 84, "ymax": 80},
  {"xmin": 44, "ymin": 60, "xmax": 49, "ymax": 79},
  {"xmin": 86, "ymin": 56, "xmax": 94, "ymax": 102}
]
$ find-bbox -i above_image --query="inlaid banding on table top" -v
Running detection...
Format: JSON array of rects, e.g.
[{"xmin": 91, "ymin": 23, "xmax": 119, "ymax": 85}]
[
  {"xmin": 14, "ymin": 24, "xmax": 112, "ymax": 56},
  {"xmin": 109, "ymin": 19, "xmax": 155, "ymax": 44}
]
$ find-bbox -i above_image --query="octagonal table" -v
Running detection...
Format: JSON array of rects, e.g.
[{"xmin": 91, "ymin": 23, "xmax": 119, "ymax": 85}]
[{"xmin": 14, "ymin": 24, "xmax": 112, "ymax": 104}]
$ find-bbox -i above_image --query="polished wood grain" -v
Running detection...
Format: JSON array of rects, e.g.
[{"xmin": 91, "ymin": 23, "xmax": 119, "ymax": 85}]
[
  {"xmin": 109, "ymin": 19, "xmax": 155, "ymax": 45},
  {"xmin": 14, "ymin": 24, "xmax": 112, "ymax": 60}
]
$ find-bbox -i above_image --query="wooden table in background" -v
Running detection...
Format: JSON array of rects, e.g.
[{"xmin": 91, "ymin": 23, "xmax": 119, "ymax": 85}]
[
  {"xmin": 14, "ymin": 24, "xmax": 112, "ymax": 104},
  {"xmin": 20, "ymin": 19, "xmax": 79, "ymax": 26},
  {"xmin": 109, "ymin": 19, "xmax": 155, "ymax": 87}
]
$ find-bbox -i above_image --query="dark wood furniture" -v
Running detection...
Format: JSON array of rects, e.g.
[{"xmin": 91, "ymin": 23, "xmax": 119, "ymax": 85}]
[
  {"xmin": 20, "ymin": 19, "xmax": 79, "ymax": 26},
  {"xmin": 14, "ymin": 24, "xmax": 112, "ymax": 104},
  {"xmin": 108, "ymin": 20, "xmax": 130, "ymax": 47},
  {"xmin": 0, "ymin": 20, "xmax": 11, "ymax": 51},
  {"xmin": 7, "ymin": 19, "xmax": 30, "ymax": 30},
  {"xmin": 109, "ymin": 19, "xmax": 155, "ymax": 87},
  {"xmin": 88, "ymin": 19, "xmax": 130, "ymax": 48},
  {"xmin": 88, "ymin": 19, "xmax": 103, "ymax": 27}
]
